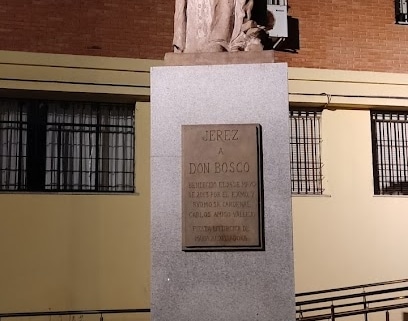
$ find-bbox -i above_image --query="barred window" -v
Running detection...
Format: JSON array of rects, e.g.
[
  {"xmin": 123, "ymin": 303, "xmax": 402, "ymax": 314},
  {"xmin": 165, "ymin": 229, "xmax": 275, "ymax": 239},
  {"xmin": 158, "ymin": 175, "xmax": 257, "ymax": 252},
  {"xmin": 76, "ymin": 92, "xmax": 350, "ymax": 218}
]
[
  {"xmin": 290, "ymin": 109, "xmax": 323, "ymax": 194},
  {"xmin": 267, "ymin": 0, "xmax": 287, "ymax": 4},
  {"xmin": 0, "ymin": 98, "xmax": 135, "ymax": 193},
  {"xmin": 396, "ymin": 0, "xmax": 408, "ymax": 24},
  {"xmin": 371, "ymin": 111, "xmax": 408, "ymax": 195}
]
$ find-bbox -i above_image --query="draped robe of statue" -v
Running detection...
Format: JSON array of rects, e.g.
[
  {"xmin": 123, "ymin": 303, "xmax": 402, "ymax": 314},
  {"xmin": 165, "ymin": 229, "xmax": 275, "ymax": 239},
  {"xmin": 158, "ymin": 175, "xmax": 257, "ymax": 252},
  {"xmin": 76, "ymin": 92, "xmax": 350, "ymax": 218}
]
[{"xmin": 173, "ymin": 0, "xmax": 252, "ymax": 53}]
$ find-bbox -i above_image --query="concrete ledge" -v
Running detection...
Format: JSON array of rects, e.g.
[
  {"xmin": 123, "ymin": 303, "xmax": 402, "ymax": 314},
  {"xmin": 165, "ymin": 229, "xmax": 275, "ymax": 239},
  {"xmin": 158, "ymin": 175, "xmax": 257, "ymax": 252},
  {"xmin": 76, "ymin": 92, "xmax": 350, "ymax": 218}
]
[{"xmin": 164, "ymin": 50, "xmax": 275, "ymax": 66}]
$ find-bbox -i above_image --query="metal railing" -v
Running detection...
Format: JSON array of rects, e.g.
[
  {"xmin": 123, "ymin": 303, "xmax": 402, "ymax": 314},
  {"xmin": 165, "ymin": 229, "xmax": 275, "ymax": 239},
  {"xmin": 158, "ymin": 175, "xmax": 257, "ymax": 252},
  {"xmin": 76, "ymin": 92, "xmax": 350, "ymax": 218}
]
[
  {"xmin": 296, "ymin": 279, "xmax": 408, "ymax": 321},
  {"xmin": 2, "ymin": 280, "xmax": 408, "ymax": 321},
  {"xmin": 0, "ymin": 309, "xmax": 150, "ymax": 321}
]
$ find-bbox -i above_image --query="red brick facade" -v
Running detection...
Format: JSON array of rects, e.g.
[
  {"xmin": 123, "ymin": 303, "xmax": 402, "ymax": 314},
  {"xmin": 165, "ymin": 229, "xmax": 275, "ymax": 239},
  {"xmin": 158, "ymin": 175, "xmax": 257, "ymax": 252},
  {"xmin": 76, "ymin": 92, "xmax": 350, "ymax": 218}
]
[
  {"xmin": 1, "ymin": 0, "xmax": 407, "ymax": 73},
  {"xmin": 275, "ymin": 0, "xmax": 408, "ymax": 73},
  {"xmin": 0, "ymin": 0, "xmax": 174, "ymax": 60}
]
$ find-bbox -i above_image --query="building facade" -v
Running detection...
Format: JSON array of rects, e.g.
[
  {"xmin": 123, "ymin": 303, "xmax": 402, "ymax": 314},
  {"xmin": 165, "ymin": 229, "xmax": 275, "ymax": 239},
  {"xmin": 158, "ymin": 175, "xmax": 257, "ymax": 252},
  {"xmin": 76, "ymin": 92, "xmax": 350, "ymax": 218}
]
[{"xmin": 1, "ymin": 1, "xmax": 408, "ymax": 320}]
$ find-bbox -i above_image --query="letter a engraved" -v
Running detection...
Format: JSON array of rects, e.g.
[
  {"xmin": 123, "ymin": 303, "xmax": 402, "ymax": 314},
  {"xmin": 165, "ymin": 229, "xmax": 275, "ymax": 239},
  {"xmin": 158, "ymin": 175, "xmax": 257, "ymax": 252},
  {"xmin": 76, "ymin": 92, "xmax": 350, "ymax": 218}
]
[{"xmin": 218, "ymin": 148, "xmax": 224, "ymax": 155}]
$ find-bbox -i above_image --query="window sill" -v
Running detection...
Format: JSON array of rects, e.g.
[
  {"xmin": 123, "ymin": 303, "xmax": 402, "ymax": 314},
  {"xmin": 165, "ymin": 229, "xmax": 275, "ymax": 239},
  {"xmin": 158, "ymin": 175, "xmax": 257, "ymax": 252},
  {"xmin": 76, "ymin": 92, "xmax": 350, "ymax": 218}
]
[
  {"xmin": 291, "ymin": 193, "xmax": 331, "ymax": 197},
  {"xmin": 373, "ymin": 194, "xmax": 408, "ymax": 198}
]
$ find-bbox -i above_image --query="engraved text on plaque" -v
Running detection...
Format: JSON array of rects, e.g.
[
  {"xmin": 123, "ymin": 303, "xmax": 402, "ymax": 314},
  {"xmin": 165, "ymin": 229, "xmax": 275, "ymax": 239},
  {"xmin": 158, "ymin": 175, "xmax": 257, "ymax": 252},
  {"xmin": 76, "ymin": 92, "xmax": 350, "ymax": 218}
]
[{"xmin": 182, "ymin": 124, "xmax": 264, "ymax": 251}]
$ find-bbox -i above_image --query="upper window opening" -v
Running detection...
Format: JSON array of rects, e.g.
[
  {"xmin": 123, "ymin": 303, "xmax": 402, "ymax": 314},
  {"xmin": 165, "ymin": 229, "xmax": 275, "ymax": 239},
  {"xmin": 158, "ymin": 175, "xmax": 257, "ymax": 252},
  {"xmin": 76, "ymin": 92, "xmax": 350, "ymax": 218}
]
[
  {"xmin": 396, "ymin": 0, "xmax": 408, "ymax": 24},
  {"xmin": 267, "ymin": 0, "xmax": 287, "ymax": 5}
]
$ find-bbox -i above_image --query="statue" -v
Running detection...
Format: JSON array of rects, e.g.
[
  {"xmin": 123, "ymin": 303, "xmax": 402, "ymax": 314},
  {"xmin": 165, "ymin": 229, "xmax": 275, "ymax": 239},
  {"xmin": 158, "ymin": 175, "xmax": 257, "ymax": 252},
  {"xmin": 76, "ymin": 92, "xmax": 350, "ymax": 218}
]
[{"xmin": 173, "ymin": 0, "xmax": 272, "ymax": 53}]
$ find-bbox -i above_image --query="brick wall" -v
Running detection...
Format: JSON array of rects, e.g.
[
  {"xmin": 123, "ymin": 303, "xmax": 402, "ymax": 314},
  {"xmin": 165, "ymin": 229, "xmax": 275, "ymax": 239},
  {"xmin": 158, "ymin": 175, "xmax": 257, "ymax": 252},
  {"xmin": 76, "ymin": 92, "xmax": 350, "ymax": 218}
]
[
  {"xmin": 1, "ymin": 0, "xmax": 408, "ymax": 73},
  {"xmin": 0, "ymin": 0, "xmax": 174, "ymax": 60},
  {"xmin": 274, "ymin": 0, "xmax": 408, "ymax": 73}
]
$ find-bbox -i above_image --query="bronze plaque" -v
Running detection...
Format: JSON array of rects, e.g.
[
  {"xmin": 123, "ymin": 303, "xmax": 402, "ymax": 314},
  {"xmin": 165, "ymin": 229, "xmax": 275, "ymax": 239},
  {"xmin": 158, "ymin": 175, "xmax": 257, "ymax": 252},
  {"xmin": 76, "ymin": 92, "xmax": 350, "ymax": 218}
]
[{"xmin": 182, "ymin": 124, "xmax": 264, "ymax": 251}]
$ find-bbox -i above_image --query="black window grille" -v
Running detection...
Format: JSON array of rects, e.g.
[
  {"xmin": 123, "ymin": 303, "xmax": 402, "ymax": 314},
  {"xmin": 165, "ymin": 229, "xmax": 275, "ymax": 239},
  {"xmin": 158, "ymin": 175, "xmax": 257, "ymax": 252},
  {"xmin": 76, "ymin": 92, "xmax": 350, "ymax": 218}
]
[
  {"xmin": 371, "ymin": 111, "xmax": 408, "ymax": 195},
  {"xmin": 290, "ymin": 109, "xmax": 323, "ymax": 194},
  {"xmin": 0, "ymin": 98, "xmax": 135, "ymax": 193},
  {"xmin": 396, "ymin": 0, "xmax": 408, "ymax": 24},
  {"xmin": 267, "ymin": 0, "xmax": 287, "ymax": 5}
]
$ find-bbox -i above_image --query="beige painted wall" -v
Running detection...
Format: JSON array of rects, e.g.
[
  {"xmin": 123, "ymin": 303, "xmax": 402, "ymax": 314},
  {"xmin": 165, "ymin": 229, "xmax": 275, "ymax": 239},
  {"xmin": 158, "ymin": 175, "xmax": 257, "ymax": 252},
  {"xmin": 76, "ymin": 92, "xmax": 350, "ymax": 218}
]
[
  {"xmin": 0, "ymin": 111, "xmax": 151, "ymax": 321},
  {"xmin": 0, "ymin": 51, "xmax": 156, "ymax": 321},
  {"xmin": 0, "ymin": 102, "xmax": 151, "ymax": 313},
  {"xmin": 293, "ymin": 109, "xmax": 408, "ymax": 319},
  {"xmin": 1, "ymin": 51, "xmax": 408, "ymax": 321},
  {"xmin": 290, "ymin": 68, "xmax": 408, "ymax": 320},
  {"xmin": 293, "ymin": 109, "xmax": 405, "ymax": 289}
]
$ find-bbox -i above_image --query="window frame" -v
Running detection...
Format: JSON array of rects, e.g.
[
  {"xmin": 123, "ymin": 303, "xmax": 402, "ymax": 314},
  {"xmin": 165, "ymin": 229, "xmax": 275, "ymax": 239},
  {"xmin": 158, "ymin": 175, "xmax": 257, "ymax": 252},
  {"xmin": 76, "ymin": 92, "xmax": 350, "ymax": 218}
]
[
  {"xmin": 371, "ymin": 110, "xmax": 408, "ymax": 195},
  {"xmin": 289, "ymin": 107, "xmax": 324, "ymax": 195},
  {"xmin": 0, "ymin": 97, "xmax": 136, "ymax": 194}
]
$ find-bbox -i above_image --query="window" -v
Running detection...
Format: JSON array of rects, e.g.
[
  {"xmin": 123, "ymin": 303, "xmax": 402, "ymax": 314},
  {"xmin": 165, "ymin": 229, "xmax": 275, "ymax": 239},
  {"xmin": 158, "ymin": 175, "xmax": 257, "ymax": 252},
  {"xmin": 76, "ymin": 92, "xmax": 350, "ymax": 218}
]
[
  {"xmin": 290, "ymin": 109, "xmax": 323, "ymax": 194},
  {"xmin": 371, "ymin": 111, "xmax": 408, "ymax": 195},
  {"xmin": 0, "ymin": 98, "xmax": 135, "ymax": 193},
  {"xmin": 267, "ymin": 0, "xmax": 287, "ymax": 5},
  {"xmin": 396, "ymin": 0, "xmax": 408, "ymax": 24}
]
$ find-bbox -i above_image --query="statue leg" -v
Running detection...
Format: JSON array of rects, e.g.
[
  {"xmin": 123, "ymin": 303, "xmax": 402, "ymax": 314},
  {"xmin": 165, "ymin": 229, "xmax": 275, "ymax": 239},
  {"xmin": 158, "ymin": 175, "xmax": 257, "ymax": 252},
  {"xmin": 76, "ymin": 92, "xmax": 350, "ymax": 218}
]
[
  {"xmin": 207, "ymin": 0, "xmax": 235, "ymax": 52},
  {"xmin": 173, "ymin": 0, "xmax": 187, "ymax": 52},
  {"xmin": 243, "ymin": 0, "xmax": 254, "ymax": 21}
]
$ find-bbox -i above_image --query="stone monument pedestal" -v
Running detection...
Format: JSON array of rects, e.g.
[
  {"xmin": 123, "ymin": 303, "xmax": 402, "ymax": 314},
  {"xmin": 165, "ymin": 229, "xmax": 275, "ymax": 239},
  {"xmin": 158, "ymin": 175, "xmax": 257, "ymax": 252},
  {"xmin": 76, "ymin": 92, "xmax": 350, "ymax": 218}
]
[{"xmin": 151, "ymin": 62, "xmax": 294, "ymax": 321}]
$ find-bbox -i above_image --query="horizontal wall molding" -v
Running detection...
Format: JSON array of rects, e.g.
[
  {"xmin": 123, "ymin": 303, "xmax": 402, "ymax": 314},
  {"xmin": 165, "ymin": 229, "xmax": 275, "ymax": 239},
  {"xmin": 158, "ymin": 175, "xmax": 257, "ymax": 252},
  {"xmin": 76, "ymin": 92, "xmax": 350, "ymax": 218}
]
[
  {"xmin": 0, "ymin": 50, "xmax": 163, "ymax": 101},
  {"xmin": 289, "ymin": 67, "xmax": 408, "ymax": 109},
  {"xmin": 2, "ymin": 52, "xmax": 408, "ymax": 109}
]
